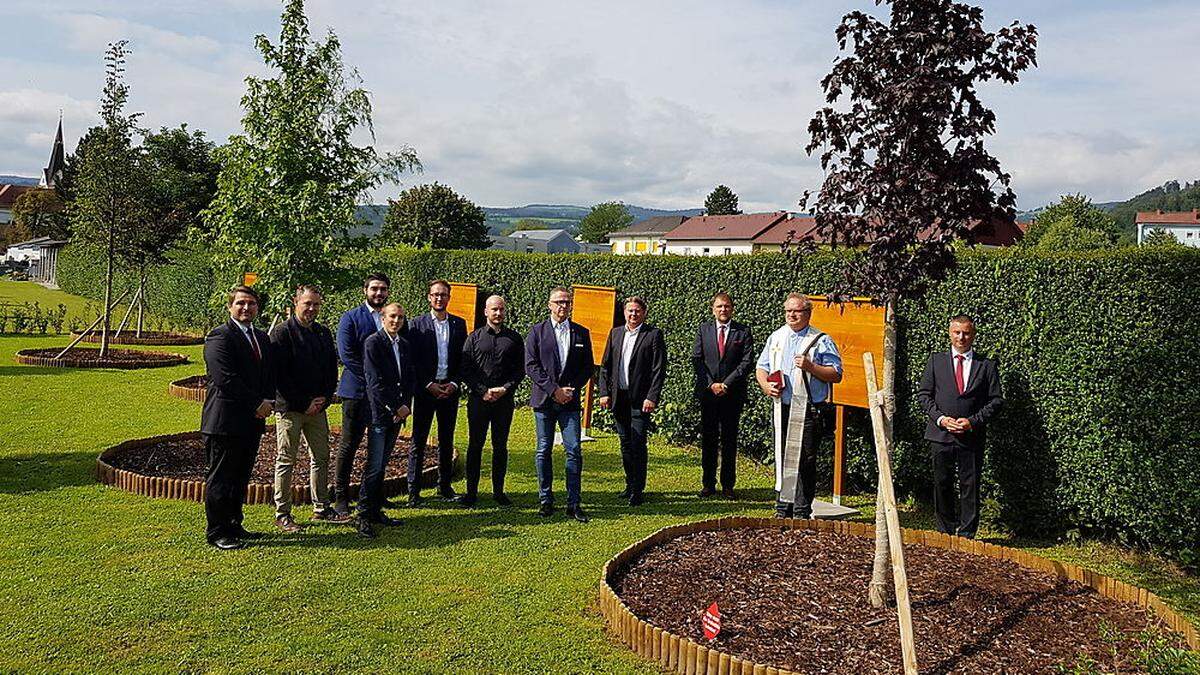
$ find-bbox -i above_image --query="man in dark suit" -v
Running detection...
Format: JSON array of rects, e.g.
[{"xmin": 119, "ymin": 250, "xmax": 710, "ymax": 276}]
[
  {"xmin": 916, "ymin": 314, "xmax": 1004, "ymax": 539},
  {"xmin": 525, "ymin": 286, "xmax": 594, "ymax": 522},
  {"xmin": 332, "ymin": 272, "xmax": 391, "ymax": 516},
  {"xmin": 598, "ymin": 296, "xmax": 666, "ymax": 506},
  {"xmin": 459, "ymin": 295, "xmax": 524, "ymax": 507},
  {"xmin": 691, "ymin": 292, "xmax": 755, "ymax": 499},
  {"xmin": 358, "ymin": 302, "xmax": 415, "ymax": 539},
  {"xmin": 406, "ymin": 279, "xmax": 468, "ymax": 504},
  {"xmin": 200, "ymin": 285, "xmax": 275, "ymax": 550}
]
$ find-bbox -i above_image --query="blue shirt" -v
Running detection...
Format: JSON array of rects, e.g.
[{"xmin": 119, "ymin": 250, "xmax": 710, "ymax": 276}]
[{"xmin": 755, "ymin": 325, "xmax": 842, "ymax": 405}]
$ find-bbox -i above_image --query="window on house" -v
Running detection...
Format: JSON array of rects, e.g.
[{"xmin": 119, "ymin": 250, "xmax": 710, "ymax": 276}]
[
  {"xmin": 635, "ymin": 241, "xmax": 647, "ymax": 252},
  {"xmin": 703, "ymin": 247, "xmax": 710, "ymax": 254},
  {"xmin": 724, "ymin": 247, "xmax": 732, "ymax": 255},
  {"xmin": 684, "ymin": 247, "xmax": 691, "ymax": 255},
  {"xmin": 624, "ymin": 241, "xmax": 632, "ymax": 252}
]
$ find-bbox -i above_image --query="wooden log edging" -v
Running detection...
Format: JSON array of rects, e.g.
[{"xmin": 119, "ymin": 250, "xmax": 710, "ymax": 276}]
[
  {"xmin": 167, "ymin": 377, "xmax": 207, "ymax": 402},
  {"xmin": 15, "ymin": 348, "xmax": 189, "ymax": 370},
  {"xmin": 96, "ymin": 432, "xmax": 453, "ymax": 506},
  {"xmin": 71, "ymin": 331, "xmax": 204, "ymax": 346},
  {"xmin": 598, "ymin": 517, "xmax": 1200, "ymax": 674}
]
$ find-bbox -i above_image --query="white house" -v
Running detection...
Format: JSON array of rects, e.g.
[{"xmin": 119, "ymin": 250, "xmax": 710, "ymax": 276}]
[
  {"xmin": 608, "ymin": 215, "xmax": 688, "ymax": 255},
  {"xmin": 662, "ymin": 212, "xmax": 802, "ymax": 256},
  {"xmin": 1136, "ymin": 209, "xmax": 1200, "ymax": 247},
  {"xmin": 4, "ymin": 236, "xmax": 52, "ymax": 263}
]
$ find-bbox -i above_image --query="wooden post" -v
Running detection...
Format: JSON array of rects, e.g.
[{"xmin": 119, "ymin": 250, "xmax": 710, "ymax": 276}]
[
  {"xmin": 55, "ymin": 289, "xmax": 131, "ymax": 359},
  {"xmin": 113, "ymin": 285, "xmax": 142, "ymax": 338},
  {"xmin": 833, "ymin": 405, "xmax": 846, "ymax": 505},
  {"xmin": 581, "ymin": 376, "xmax": 596, "ymax": 440},
  {"xmin": 864, "ymin": 351, "xmax": 918, "ymax": 675}
]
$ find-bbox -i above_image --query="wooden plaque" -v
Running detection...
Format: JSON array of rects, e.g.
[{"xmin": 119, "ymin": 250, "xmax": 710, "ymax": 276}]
[
  {"xmin": 448, "ymin": 282, "xmax": 478, "ymax": 332},
  {"xmin": 571, "ymin": 284, "xmax": 618, "ymax": 365},
  {"xmin": 808, "ymin": 295, "xmax": 886, "ymax": 409}
]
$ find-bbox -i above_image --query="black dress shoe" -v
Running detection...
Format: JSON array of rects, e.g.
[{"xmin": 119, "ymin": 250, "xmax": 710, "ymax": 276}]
[
  {"xmin": 721, "ymin": 488, "xmax": 737, "ymax": 500},
  {"xmin": 369, "ymin": 513, "xmax": 403, "ymax": 526},
  {"xmin": 628, "ymin": 493, "xmax": 644, "ymax": 507},
  {"xmin": 439, "ymin": 487, "xmax": 458, "ymax": 501},
  {"xmin": 232, "ymin": 528, "xmax": 264, "ymax": 540},
  {"xmin": 538, "ymin": 502, "xmax": 554, "ymax": 517},
  {"xmin": 493, "ymin": 493, "xmax": 512, "ymax": 507},
  {"xmin": 566, "ymin": 505, "xmax": 590, "ymax": 523},
  {"xmin": 618, "ymin": 488, "xmax": 631, "ymax": 499},
  {"xmin": 355, "ymin": 517, "xmax": 377, "ymax": 539},
  {"xmin": 406, "ymin": 494, "xmax": 425, "ymax": 508},
  {"xmin": 455, "ymin": 494, "xmax": 477, "ymax": 507},
  {"xmin": 698, "ymin": 487, "xmax": 717, "ymax": 498},
  {"xmin": 210, "ymin": 536, "xmax": 245, "ymax": 550}
]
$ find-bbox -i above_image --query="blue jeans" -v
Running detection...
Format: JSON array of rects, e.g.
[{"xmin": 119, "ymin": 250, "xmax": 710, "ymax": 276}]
[
  {"xmin": 358, "ymin": 423, "xmax": 399, "ymax": 518},
  {"xmin": 533, "ymin": 407, "xmax": 582, "ymax": 507}
]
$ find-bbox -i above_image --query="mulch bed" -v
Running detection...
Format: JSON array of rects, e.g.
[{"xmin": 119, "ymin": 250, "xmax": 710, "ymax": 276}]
[
  {"xmin": 611, "ymin": 528, "xmax": 1188, "ymax": 674},
  {"xmin": 170, "ymin": 375, "xmax": 341, "ymax": 404},
  {"xmin": 72, "ymin": 330, "xmax": 204, "ymax": 346},
  {"xmin": 15, "ymin": 347, "xmax": 188, "ymax": 369},
  {"xmin": 104, "ymin": 428, "xmax": 435, "ymax": 486}
]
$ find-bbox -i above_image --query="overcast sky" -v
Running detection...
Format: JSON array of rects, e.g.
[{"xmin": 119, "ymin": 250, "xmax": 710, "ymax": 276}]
[{"xmin": 3, "ymin": 1, "xmax": 1198, "ymax": 212}]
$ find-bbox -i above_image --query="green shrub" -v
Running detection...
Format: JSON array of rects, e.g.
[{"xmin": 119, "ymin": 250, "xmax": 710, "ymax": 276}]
[{"xmin": 57, "ymin": 241, "xmax": 1200, "ymax": 561}]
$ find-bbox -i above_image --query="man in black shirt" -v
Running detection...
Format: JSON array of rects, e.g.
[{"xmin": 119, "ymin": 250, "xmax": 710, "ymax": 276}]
[
  {"xmin": 268, "ymin": 285, "xmax": 349, "ymax": 531},
  {"xmin": 458, "ymin": 295, "xmax": 525, "ymax": 506}
]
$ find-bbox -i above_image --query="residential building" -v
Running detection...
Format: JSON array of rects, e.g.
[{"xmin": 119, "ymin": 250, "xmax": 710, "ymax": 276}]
[
  {"xmin": 1136, "ymin": 209, "xmax": 1200, "ymax": 247},
  {"xmin": 608, "ymin": 215, "xmax": 689, "ymax": 255},
  {"xmin": 3, "ymin": 236, "xmax": 52, "ymax": 263},
  {"xmin": 662, "ymin": 212, "xmax": 793, "ymax": 256},
  {"xmin": 489, "ymin": 229, "xmax": 603, "ymax": 254}
]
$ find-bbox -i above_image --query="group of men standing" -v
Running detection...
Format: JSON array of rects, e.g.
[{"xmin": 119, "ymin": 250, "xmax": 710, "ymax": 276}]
[{"xmin": 199, "ymin": 274, "xmax": 1003, "ymax": 550}]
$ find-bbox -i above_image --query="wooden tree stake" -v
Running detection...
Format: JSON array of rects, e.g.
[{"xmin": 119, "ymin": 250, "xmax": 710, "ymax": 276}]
[{"xmin": 864, "ymin": 351, "xmax": 918, "ymax": 675}]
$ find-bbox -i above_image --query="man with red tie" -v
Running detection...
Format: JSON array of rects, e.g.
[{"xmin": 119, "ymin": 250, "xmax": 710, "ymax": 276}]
[
  {"xmin": 916, "ymin": 314, "xmax": 1004, "ymax": 539},
  {"xmin": 691, "ymin": 293, "xmax": 755, "ymax": 499}
]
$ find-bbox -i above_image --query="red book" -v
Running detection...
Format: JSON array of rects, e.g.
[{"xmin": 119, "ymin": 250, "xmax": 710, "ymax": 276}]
[{"xmin": 766, "ymin": 370, "xmax": 784, "ymax": 388}]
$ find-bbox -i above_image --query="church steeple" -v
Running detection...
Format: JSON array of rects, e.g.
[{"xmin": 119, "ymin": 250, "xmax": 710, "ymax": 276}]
[{"xmin": 40, "ymin": 112, "xmax": 65, "ymax": 189}]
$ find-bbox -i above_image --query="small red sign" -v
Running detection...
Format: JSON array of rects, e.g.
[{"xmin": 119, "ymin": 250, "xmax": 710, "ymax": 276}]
[{"xmin": 702, "ymin": 602, "xmax": 721, "ymax": 640}]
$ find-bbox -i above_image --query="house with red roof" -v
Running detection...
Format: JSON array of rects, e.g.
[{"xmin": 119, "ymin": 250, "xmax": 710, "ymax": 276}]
[{"xmin": 1136, "ymin": 209, "xmax": 1200, "ymax": 247}]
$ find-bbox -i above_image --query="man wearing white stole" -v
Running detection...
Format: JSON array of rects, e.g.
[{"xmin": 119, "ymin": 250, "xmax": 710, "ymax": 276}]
[{"xmin": 755, "ymin": 293, "xmax": 843, "ymax": 518}]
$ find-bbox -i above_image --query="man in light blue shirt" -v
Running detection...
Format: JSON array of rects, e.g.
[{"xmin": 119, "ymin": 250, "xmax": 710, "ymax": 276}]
[{"xmin": 755, "ymin": 293, "xmax": 843, "ymax": 518}]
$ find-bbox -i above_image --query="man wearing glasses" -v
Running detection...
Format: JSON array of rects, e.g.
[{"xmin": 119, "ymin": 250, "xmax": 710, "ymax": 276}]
[
  {"xmin": 755, "ymin": 293, "xmax": 842, "ymax": 519},
  {"xmin": 524, "ymin": 287, "xmax": 594, "ymax": 522}
]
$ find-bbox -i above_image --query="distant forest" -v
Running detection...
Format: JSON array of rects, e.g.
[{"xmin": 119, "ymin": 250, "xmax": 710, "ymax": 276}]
[{"xmin": 1108, "ymin": 180, "xmax": 1200, "ymax": 232}]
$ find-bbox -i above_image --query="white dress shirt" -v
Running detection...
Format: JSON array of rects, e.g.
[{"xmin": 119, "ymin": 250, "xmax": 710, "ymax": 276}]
[
  {"xmin": 433, "ymin": 312, "xmax": 450, "ymax": 380},
  {"xmin": 937, "ymin": 348, "xmax": 975, "ymax": 428},
  {"xmin": 552, "ymin": 318, "xmax": 570, "ymax": 374},
  {"xmin": 364, "ymin": 302, "xmax": 382, "ymax": 331},
  {"xmin": 617, "ymin": 324, "xmax": 641, "ymax": 390},
  {"xmin": 390, "ymin": 333, "xmax": 404, "ymax": 378},
  {"xmin": 233, "ymin": 319, "xmax": 260, "ymax": 354}
]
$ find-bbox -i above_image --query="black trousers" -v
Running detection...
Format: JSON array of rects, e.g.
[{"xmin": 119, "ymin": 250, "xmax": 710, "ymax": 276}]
[
  {"xmin": 333, "ymin": 397, "xmax": 370, "ymax": 503},
  {"xmin": 930, "ymin": 441, "xmax": 984, "ymax": 538},
  {"xmin": 613, "ymin": 389, "xmax": 651, "ymax": 496},
  {"xmin": 204, "ymin": 432, "xmax": 261, "ymax": 542},
  {"xmin": 464, "ymin": 395, "xmax": 514, "ymax": 497},
  {"xmin": 699, "ymin": 393, "xmax": 744, "ymax": 490},
  {"xmin": 410, "ymin": 386, "xmax": 460, "ymax": 495},
  {"xmin": 775, "ymin": 403, "xmax": 825, "ymax": 518}
]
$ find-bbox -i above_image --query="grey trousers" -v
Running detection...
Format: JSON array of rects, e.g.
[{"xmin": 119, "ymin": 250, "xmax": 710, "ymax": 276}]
[{"xmin": 274, "ymin": 410, "xmax": 332, "ymax": 517}]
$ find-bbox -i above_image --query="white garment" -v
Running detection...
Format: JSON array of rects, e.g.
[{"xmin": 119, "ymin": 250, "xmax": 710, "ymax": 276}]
[
  {"xmin": 552, "ymin": 318, "xmax": 570, "ymax": 374},
  {"xmin": 618, "ymin": 325, "xmax": 641, "ymax": 389},
  {"xmin": 364, "ymin": 302, "xmax": 383, "ymax": 331},
  {"xmin": 388, "ymin": 333, "xmax": 404, "ymax": 379},
  {"xmin": 433, "ymin": 313, "xmax": 450, "ymax": 380},
  {"xmin": 952, "ymin": 348, "xmax": 974, "ymax": 389},
  {"xmin": 764, "ymin": 324, "xmax": 823, "ymax": 494}
]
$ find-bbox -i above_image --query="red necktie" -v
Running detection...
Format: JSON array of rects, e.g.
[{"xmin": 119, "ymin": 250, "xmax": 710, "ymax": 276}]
[
  {"xmin": 248, "ymin": 330, "xmax": 261, "ymax": 361},
  {"xmin": 717, "ymin": 325, "xmax": 726, "ymax": 359},
  {"xmin": 954, "ymin": 354, "xmax": 965, "ymax": 394}
]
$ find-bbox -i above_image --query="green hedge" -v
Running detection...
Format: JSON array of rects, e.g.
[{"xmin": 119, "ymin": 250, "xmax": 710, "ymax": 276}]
[{"xmin": 57, "ymin": 243, "xmax": 1200, "ymax": 562}]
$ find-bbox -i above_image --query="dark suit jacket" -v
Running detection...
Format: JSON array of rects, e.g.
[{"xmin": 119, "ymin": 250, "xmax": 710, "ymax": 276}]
[
  {"xmin": 916, "ymin": 350, "xmax": 1004, "ymax": 447},
  {"xmin": 269, "ymin": 317, "xmax": 337, "ymax": 413},
  {"xmin": 364, "ymin": 330, "xmax": 416, "ymax": 427},
  {"xmin": 201, "ymin": 319, "xmax": 275, "ymax": 437},
  {"xmin": 691, "ymin": 320, "xmax": 754, "ymax": 400},
  {"xmin": 597, "ymin": 324, "xmax": 667, "ymax": 405},
  {"xmin": 407, "ymin": 312, "xmax": 468, "ymax": 390},
  {"xmin": 524, "ymin": 319, "xmax": 593, "ymax": 410},
  {"xmin": 336, "ymin": 303, "xmax": 381, "ymax": 400}
]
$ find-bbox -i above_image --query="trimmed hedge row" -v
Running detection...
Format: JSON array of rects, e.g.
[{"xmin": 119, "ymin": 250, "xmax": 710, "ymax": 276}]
[{"xmin": 56, "ymin": 243, "xmax": 1200, "ymax": 561}]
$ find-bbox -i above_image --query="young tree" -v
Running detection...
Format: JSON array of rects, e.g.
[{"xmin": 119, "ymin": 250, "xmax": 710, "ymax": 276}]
[
  {"xmin": 381, "ymin": 182, "xmax": 490, "ymax": 249},
  {"xmin": 502, "ymin": 218, "xmax": 551, "ymax": 235},
  {"xmin": 704, "ymin": 184, "xmax": 742, "ymax": 215},
  {"xmin": 70, "ymin": 40, "xmax": 147, "ymax": 357},
  {"xmin": 1022, "ymin": 193, "xmax": 1120, "ymax": 247},
  {"xmin": 578, "ymin": 201, "xmax": 633, "ymax": 243},
  {"xmin": 802, "ymin": 0, "xmax": 1036, "ymax": 615},
  {"xmin": 12, "ymin": 189, "xmax": 68, "ymax": 240},
  {"xmin": 1142, "ymin": 228, "xmax": 1182, "ymax": 247},
  {"xmin": 202, "ymin": 0, "xmax": 419, "ymax": 317},
  {"xmin": 1032, "ymin": 217, "xmax": 1113, "ymax": 251}
]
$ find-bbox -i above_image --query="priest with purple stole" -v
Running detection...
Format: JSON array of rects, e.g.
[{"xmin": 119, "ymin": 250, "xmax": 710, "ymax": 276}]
[{"xmin": 755, "ymin": 293, "xmax": 843, "ymax": 518}]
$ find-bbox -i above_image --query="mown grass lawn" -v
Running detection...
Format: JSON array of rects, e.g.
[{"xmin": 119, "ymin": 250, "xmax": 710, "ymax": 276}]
[{"xmin": 0, "ymin": 282, "xmax": 1196, "ymax": 672}]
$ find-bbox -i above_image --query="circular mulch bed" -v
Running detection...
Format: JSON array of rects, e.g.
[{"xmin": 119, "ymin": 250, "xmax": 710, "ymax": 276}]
[
  {"xmin": 16, "ymin": 347, "xmax": 188, "ymax": 369},
  {"xmin": 71, "ymin": 330, "xmax": 204, "ymax": 346},
  {"xmin": 601, "ymin": 518, "xmax": 1199, "ymax": 675},
  {"xmin": 168, "ymin": 375, "xmax": 342, "ymax": 405},
  {"xmin": 97, "ymin": 428, "xmax": 454, "ymax": 505}
]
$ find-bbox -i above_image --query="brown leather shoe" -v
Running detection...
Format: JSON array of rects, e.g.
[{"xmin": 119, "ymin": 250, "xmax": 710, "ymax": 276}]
[
  {"xmin": 721, "ymin": 488, "xmax": 737, "ymax": 500},
  {"xmin": 312, "ymin": 509, "xmax": 352, "ymax": 524},
  {"xmin": 274, "ymin": 514, "xmax": 303, "ymax": 533}
]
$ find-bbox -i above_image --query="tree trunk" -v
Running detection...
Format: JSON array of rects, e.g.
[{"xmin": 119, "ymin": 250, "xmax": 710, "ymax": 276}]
[
  {"xmin": 868, "ymin": 301, "xmax": 898, "ymax": 607},
  {"xmin": 99, "ymin": 220, "xmax": 115, "ymax": 358}
]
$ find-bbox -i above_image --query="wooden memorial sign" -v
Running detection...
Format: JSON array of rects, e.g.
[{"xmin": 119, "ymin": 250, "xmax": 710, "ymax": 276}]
[
  {"xmin": 571, "ymin": 284, "xmax": 619, "ymax": 436},
  {"xmin": 447, "ymin": 282, "xmax": 479, "ymax": 332},
  {"xmin": 242, "ymin": 272, "xmax": 258, "ymax": 286},
  {"xmin": 807, "ymin": 295, "xmax": 887, "ymax": 505}
]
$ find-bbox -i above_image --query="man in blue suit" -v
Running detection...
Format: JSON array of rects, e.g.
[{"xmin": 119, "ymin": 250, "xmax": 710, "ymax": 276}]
[
  {"xmin": 406, "ymin": 279, "xmax": 469, "ymax": 504},
  {"xmin": 525, "ymin": 286, "xmax": 594, "ymax": 523},
  {"xmin": 332, "ymin": 272, "xmax": 391, "ymax": 516},
  {"xmin": 358, "ymin": 302, "xmax": 415, "ymax": 539}
]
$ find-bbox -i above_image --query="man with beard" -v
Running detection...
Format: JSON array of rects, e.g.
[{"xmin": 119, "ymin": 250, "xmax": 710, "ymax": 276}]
[{"xmin": 332, "ymin": 273, "xmax": 391, "ymax": 516}]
